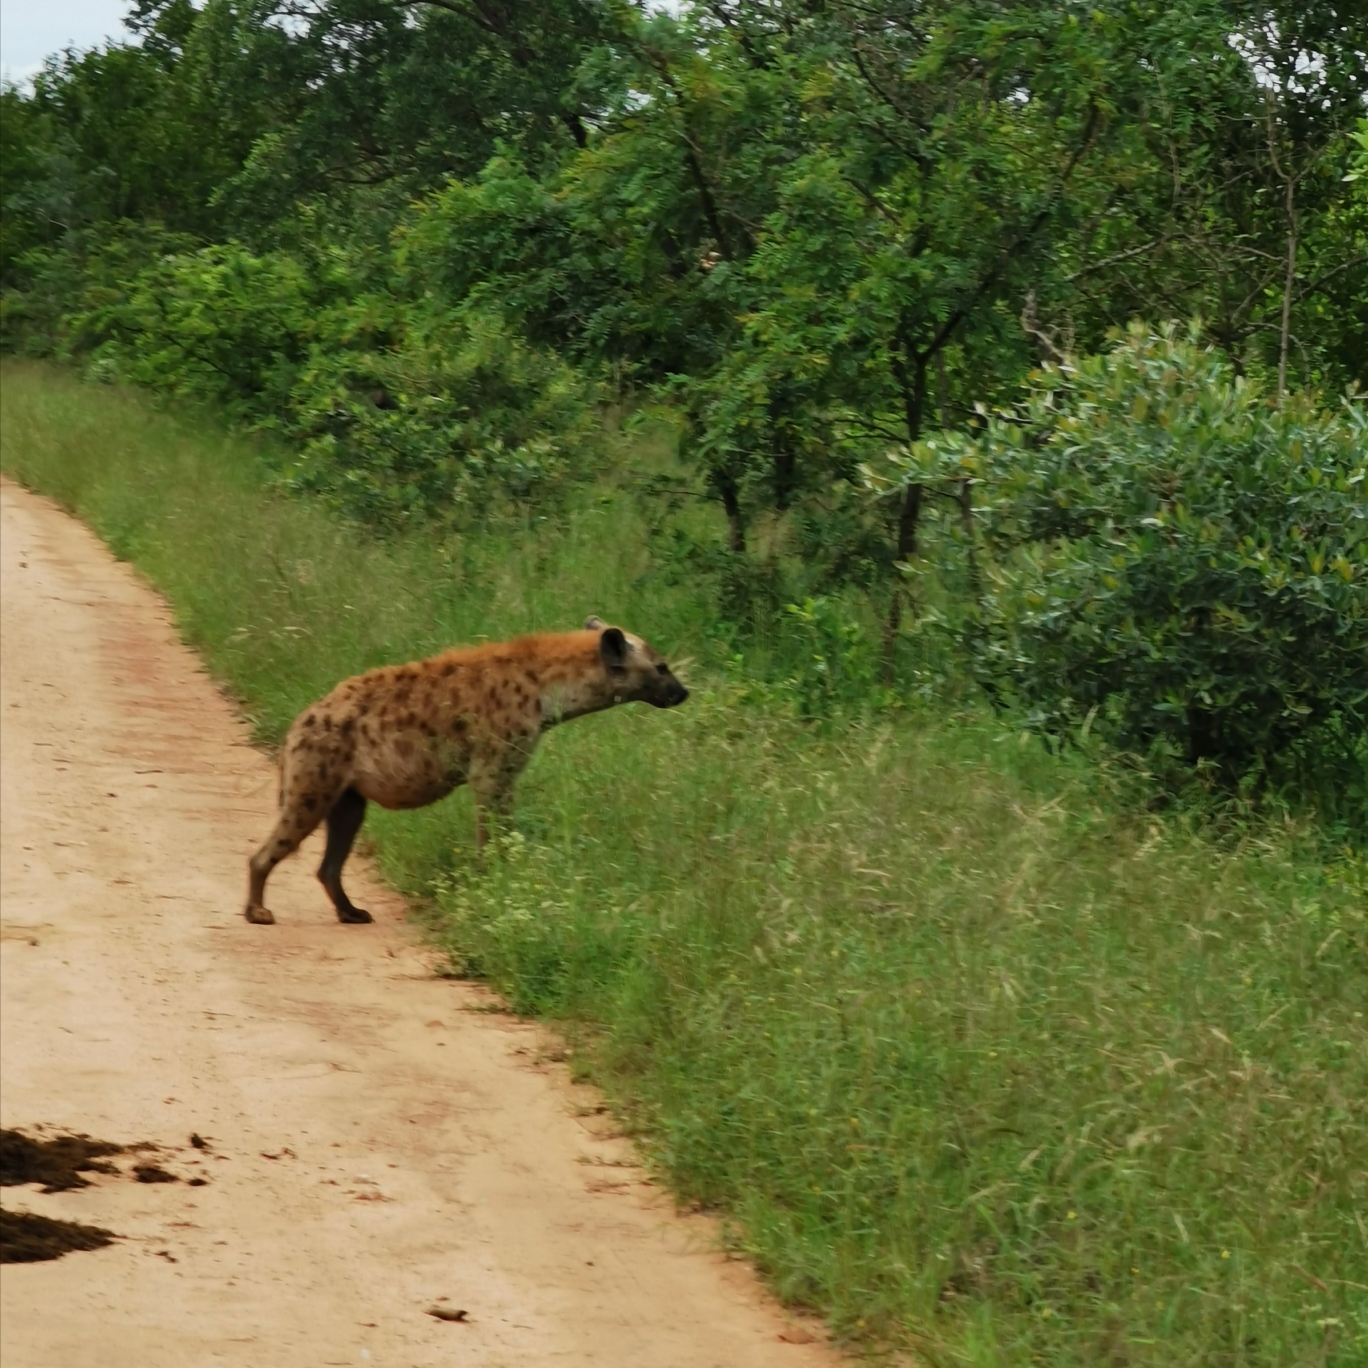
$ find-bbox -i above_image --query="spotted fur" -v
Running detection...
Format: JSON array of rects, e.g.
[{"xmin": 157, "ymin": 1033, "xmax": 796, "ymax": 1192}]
[{"xmin": 245, "ymin": 617, "xmax": 688, "ymax": 924}]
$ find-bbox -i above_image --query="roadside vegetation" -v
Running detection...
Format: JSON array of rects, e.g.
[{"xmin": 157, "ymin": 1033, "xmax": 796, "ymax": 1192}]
[
  {"xmin": 4, "ymin": 361, "xmax": 1365, "ymax": 1366},
  {"xmin": 3, "ymin": 1, "xmax": 1366, "ymax": 1360}
]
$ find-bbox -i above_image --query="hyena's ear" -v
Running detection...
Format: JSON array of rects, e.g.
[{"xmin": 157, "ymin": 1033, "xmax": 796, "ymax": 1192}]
[
  {"xmin": 599, "ymin": 626, "xmax": 629, "ymax": 671},
  {"xmin": 584, "ymin": 615, "xmax": 606, "ymax": 631}
]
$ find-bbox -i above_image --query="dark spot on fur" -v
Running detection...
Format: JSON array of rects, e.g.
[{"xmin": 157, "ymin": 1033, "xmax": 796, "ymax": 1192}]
[
  {"xmin": 442, "ymin": 663, "xmax": 455, "ymax": 676},
  {"xmin": 323, "ymin": 717, "xmax": 334, "ymax": 732},
  {"xmin": 304, "ymin": 713, "xmax": 316, "ymax": 727},
  {"xmin": 340, "ymin": 718, "xmax": 355, "ymax": 736}
]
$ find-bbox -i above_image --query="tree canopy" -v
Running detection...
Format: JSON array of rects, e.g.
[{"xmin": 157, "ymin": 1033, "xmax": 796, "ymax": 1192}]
[{"xmin": 3, "ymin": 0, "xmax": 1365, "ymax": 798}]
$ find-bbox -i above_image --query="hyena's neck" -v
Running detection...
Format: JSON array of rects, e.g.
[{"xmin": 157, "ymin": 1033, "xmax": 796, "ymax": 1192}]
[{"xmin": 532, "ymin": 633, "xmax": 616, "ymax": 727}]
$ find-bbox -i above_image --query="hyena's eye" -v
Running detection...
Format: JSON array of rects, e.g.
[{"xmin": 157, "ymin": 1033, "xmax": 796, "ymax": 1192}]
[{"xmin": 656, "ymin": 663, "xmax": 670, "ymax": 675}]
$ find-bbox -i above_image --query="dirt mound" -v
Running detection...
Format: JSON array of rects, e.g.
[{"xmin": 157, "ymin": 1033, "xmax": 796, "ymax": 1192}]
[
  {"xmin": 0, "ymin": 1130, "xmax": 123, "ymax": 1193},
  {"xmin": 0, "ymin": 1209, "xmax": 118, "ymax": 1264}
]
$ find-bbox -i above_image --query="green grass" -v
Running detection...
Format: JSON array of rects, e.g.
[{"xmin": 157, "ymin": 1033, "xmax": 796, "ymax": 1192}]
[{"xmin": 3, "ymin": 359, "xmax": 1365, "ymax": 1366}]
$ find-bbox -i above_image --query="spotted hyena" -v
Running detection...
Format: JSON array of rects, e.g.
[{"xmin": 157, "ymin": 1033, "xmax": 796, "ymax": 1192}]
[{"xmin": 245, "ymin": 617, "xmax": 689, "ymax": 925}]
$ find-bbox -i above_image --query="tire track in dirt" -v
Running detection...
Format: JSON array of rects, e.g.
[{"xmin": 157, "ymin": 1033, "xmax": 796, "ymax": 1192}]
[{"xmin": 0, "ymin": 478, "xmax": 836, "ymax": 1367}]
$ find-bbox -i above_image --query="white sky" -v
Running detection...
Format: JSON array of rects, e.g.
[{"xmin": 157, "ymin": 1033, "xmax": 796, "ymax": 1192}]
[
  {"xmin": 1, "ymin": 0, "xmax": 133, "ymax": 84},
  {"xmin": 0, "ymin": 0, "xmax": 687, "ymax": 86}
]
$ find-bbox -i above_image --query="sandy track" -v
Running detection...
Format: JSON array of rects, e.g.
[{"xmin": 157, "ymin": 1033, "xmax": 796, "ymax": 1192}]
[{"xmin": 0, "ymin": 479, "xmax": 834, "ymax": 1367}]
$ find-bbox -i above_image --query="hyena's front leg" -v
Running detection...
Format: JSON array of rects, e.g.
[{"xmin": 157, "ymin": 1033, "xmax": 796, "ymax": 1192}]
[
  {"xmin": 471, "ymin": 777, "xmax": 514, "ymax": 855},
  {"xmin": 470, "ymin": 740, "xmax": 532, "ymax": 855}
]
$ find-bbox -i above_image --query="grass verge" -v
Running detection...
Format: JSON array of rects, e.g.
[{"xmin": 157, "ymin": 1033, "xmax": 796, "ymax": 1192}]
[{"xmin": 3, "ymin": 360, "xmax": 1365, "ymax": 1366}]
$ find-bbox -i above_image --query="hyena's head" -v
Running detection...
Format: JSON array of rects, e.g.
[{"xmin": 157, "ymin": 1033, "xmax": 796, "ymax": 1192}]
[{"xmin": 586, "ymin": 616, "xmax": 690, "ymax": 709}]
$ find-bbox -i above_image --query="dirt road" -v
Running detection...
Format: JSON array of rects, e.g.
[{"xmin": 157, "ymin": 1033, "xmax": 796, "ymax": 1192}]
[{"xmin": 0, "ymin": 479, "xmax": 834, "ymax": 1367}]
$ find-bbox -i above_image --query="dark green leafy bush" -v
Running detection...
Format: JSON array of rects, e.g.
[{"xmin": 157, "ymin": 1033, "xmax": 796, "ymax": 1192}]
[
  {"xmin": 880, "ymin": 326, "xmax": 1367, "ymax": 804},
  {"xmin": 78, "ymin": 240, "xmax": 333, "ymax": 411},
  {"xmin": 280, "ymin": 306, "xmax": 602, "ymax": 530},
  {"xmin": 982, "ymin": 326, "xmax": 1366, "ymax": 799}
]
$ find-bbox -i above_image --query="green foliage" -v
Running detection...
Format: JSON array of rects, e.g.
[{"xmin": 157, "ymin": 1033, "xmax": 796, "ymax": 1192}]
[
  {"xmin": 71, "ymin": 234, "xmax": 602, "ymax": 528},
  {"xmin": 4, "ymin": 0, "xmax": 1364, "ymax": 803},
  {"xmin": 281, "ymin": 308, "xmax": 602, "ymax": 530},
  {"xmin": 5, "ymin": 362, "xmax": 1364, "ymax": 1366},
  {"xmin": 946, "ymin": 326, "xmax": 1364, "ymax": 805},
  {"xmin": 0, "ymin": 84, "xmax": 51, "ymax": 283},
  {"xmin": 1, "ymin": 219, "xmax": 198, "ymax": 356},
  {"xmin": 8, "ymin": 3, "xmax": 271, "ymax": 248},
  {"xmin": 780, "ymin": 597, "xmax": 885, "ymax": 721},
  {"xmin": 442, "ymin": 1, "xmax": 1366, "ymax": 538},
  {"xmin": 80, "ymin": 240, "xmax": 335, "ymax": 408}
]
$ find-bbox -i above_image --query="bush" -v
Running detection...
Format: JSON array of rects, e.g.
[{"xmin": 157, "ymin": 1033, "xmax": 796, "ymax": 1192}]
[
  {"xmin": 281, "ymin": 305, "xmax": 602, "ymax": 531},
  {"xmin": 77, "ymin": 239, "xmax": 334, "ymax": 411},
  {"xmin": 953, "ymin": 326, "xmax": 1365, "ymax": 804},
  {"xmin": 70, "ymin": 234, "xmax": 602, "ymax": 529},
  {"xmin": 781, "ymin": 596, "xmax": 885, "ymax": 721},
  {"xmin": 990, "ymin": 324, "xmax": 1362, "ymax": 798}
]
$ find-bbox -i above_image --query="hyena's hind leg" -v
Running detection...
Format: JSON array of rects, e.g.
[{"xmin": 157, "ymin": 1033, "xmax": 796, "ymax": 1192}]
[
  {"xmin": 246, "ymin": 816, "xmax": 320, "ymax": 924},
  {"xmin": 317, "ymin": 786, "xmax": 372, "ymax": 924},
  {"xmin": 245, "ymin": 767, "xmax": 342, "ymax": 924}
]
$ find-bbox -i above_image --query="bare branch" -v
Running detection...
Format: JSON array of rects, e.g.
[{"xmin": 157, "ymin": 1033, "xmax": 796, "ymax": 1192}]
[{"xmin": 1065, "ymin": 238, "xmax": 1167, "ymax": 283}]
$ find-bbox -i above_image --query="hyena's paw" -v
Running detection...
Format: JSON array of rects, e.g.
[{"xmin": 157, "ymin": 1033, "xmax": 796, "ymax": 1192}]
[
  {"xmin": 244, "ymin": 904, "xmax": 277, "ymax": 925},
  {"xmin": 336, "ymin": 906, "xmax": 374, "ymax": 925}
]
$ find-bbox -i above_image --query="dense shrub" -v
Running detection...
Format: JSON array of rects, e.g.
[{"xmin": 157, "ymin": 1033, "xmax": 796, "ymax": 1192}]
[
  {"xmin": 963, "ymin": 326, "xmax": 1366, "ymax": 802},
  {"xmin": 78, "ymin": 240, "xmax": 336, "ymax": 410},
  {"xmin": 281, "ymin": 307, "xmax": 602, "ymax": 530},
  {"xmin": 71, "ymin": 236, "xmax": 602, "ymax": 529}
]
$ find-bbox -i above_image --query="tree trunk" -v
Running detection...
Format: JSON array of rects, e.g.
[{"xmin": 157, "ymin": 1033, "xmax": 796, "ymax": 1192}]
[
  {"xmin": 773, "ymin": 444, "xmax": 797, "ymax": 511},
  {"xmin": 716, "ymin": 471, "xmax": 746, "ymax": 554},
  {"xmin": 883, "ymin": 334, "xmax": 928, "ymax": 680},
  {"xmin": 881, "ymin": 481, "xmax": 922, "ymax": 681},
  {"xmin": 1277, "ymin": 175, "xmax": 1297, "ymax": 399}
]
